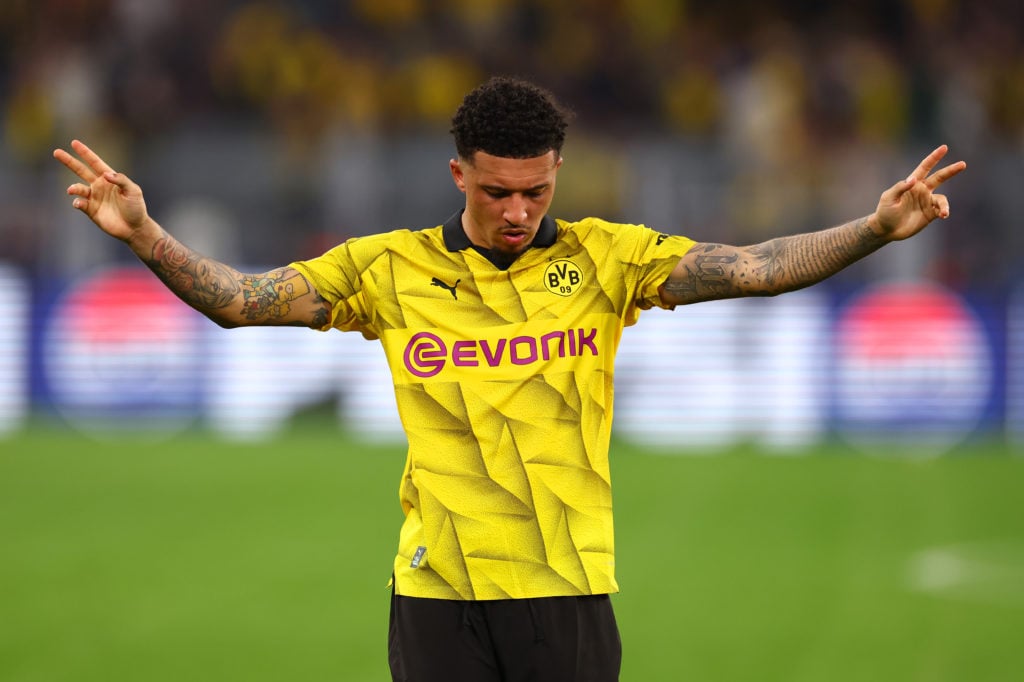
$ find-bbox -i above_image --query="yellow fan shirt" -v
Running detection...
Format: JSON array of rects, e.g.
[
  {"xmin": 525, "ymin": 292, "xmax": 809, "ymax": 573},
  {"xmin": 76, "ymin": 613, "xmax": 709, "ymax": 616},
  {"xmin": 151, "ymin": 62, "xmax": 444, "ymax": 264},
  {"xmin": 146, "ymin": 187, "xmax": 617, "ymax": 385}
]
[{"xmin": 290, "ymin": 212, "xmax": 695, "ymax": 600}]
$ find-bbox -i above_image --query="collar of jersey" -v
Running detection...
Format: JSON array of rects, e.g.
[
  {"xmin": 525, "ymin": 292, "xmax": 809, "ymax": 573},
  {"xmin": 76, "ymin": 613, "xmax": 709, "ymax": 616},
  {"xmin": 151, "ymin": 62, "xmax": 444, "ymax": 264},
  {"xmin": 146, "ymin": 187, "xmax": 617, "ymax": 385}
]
[{"xmin": 441, "ymin": 210, "xmax": 558, "ymax": 253}]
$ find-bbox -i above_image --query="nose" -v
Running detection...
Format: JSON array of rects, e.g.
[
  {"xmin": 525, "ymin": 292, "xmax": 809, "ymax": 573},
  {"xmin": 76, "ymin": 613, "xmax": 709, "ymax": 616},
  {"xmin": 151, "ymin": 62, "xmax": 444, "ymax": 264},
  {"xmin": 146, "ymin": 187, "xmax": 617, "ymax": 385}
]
[{"xmin": 503, "ymin": 194, "xmax": 528, "ymax": 226}]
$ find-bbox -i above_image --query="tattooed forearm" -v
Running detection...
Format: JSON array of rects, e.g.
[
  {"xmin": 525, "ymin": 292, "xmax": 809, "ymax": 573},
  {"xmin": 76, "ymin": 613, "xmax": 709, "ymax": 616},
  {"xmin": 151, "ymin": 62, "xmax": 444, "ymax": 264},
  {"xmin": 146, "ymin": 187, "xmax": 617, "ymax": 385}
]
[
  {"xmin": 664, "ymin": 216, "xmax": 888, "ymax": 304},
  {"xmin": 147, "ymin": 234, "xmax": 240, "ymax": 310},
  {"xmin": 144, "ymin": 231, "xmax": 329, "ymax": 327},
  {"xmin": 753, "ymin": 217, "xmax": 886, "ymax": 292}
]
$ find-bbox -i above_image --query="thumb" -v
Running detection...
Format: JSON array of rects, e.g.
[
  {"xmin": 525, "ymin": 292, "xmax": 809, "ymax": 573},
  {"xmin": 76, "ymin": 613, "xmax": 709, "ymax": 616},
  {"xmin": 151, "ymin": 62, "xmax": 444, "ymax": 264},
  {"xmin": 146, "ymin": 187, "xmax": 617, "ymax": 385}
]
[
  {"xmin": 102, "ymin": 170, "xmax": 135, "ymax": 193},
  {"xmin": 882, "ymin": 175, "xmax": 916, "ymax": 205},
  {"xmin": 896, "ymin": 175, "xmax": 918, "ymax": 195}
]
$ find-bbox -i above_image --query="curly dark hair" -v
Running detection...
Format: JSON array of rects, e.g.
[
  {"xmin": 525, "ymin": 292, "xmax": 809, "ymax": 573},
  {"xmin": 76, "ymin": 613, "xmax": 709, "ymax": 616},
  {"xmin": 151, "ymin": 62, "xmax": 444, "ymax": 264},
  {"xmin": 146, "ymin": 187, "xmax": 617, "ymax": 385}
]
[{"xmin": 451, "ymin": 76, "xmax": 573, "ymax": 160}]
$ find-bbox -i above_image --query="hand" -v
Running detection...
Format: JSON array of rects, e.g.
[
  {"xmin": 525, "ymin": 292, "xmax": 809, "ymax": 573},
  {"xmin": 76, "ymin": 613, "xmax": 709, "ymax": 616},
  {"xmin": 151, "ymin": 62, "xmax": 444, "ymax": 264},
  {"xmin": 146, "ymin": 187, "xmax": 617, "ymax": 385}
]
[
  {"xmin": 870, "ymin": 144, "xmax": 967, "ymax": 241},
  {"xmin": 53, "ymin": 140, "xmax": 151, "ymax": 243}
]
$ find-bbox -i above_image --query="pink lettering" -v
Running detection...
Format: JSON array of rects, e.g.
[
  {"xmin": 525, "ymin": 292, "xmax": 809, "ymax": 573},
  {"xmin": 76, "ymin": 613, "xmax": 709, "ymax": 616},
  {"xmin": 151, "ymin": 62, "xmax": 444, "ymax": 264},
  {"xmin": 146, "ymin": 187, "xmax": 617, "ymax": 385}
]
[
  {"xmin": 510, "ymin": 336, "xmax": 538, "ymax": 365},
  {"xmin": 540, "ymin": 331, "xmax": 566, "ymax": 360},
  {"xmin": 577, "ymin": 328, "xmax": 598, "ymax": 356},
  {"xmin": 452, "ymin": 340, "xmax": 478, "ymax": 366},
  {"xmin": 402, "ymin": 328, "xmax": 599, "ymax": 377},
  {"xmin": 480, "ymin": 338, "xmax": 507, "ymax": 367}
]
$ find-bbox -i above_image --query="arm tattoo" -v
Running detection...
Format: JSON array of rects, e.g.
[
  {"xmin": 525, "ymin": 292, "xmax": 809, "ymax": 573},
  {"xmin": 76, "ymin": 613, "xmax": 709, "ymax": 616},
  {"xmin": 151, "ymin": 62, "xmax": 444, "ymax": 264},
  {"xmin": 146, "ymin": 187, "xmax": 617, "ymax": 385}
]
[
  {"xmin": 661, "ymin": 245, "xmax": 739, "ymax": 300},
  {"xmin": 146, "ymin": 232, "xmax": 329, "ymax": 326},
  {"xmin": 240, "ymin": 271, "xmax": 314, "ymax": 322},
  {"xmin": 665, "ymin": 217, "xmax": 887, "ymax": 303},
  {"xmin": 309, "ymin": 299, "xmax": 330, "ymax": 329},
  {"xmin": 147, "ymin": 235, "xmax": 240, "ymax": 310},
  {"xmin": 753, "ymin": 216, "xmax": 886, "ymax": 292}
]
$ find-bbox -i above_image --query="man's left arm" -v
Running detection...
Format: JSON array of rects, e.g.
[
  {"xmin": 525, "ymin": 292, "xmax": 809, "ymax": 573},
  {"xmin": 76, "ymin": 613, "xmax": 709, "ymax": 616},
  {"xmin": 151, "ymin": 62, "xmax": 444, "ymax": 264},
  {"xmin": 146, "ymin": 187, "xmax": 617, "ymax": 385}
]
[{"xmin": 660, "ymin": 145, "xmax": 967, "ymax": 306}]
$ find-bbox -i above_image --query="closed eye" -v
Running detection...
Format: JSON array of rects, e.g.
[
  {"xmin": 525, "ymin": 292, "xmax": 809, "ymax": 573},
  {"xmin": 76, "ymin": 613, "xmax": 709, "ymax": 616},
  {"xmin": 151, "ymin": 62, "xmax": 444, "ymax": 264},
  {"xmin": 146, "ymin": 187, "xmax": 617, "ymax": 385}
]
[{"xmin": 482, "ymin": 185, "xmax": 549, "ymax": 199}]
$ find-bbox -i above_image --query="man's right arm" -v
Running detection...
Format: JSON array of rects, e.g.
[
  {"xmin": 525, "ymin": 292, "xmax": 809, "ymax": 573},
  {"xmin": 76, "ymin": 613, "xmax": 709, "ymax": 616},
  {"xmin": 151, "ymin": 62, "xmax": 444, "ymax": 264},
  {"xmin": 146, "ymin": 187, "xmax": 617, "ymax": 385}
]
[
  {"xmin": 132, "ymin": 219, "xmax": 330, "ymax": 329},
  {"xmin": 54, "ymin": 139, "xmax": 330, "ymax": 329}
]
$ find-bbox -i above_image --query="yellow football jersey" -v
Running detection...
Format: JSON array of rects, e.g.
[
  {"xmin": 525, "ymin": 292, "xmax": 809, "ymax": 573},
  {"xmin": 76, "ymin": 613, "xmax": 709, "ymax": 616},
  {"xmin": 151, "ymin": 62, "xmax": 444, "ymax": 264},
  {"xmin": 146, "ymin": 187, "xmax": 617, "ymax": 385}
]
[{"xmin": 290, "ymin": 213, "xmax": 695, "ymax": 600}]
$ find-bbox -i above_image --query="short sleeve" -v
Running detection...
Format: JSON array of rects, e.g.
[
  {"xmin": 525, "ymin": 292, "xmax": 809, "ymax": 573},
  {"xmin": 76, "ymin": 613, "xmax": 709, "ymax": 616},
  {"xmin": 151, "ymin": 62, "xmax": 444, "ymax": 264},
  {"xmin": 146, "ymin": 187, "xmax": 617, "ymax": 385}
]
[
  {"xmin": 633, "ymin": 232, "xmax": 697, "ymax": 311},
  {"xmin": 289, "ymin": 234, "xmax": 385, "ymax": 337}
]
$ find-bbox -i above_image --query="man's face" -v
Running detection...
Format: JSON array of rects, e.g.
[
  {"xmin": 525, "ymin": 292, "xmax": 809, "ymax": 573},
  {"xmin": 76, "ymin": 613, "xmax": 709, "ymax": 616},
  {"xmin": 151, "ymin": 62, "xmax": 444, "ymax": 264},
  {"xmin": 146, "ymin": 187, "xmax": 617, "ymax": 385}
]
[{"xmin": 450, "ymin": 150, "xmax": 563, "ymax": 258}]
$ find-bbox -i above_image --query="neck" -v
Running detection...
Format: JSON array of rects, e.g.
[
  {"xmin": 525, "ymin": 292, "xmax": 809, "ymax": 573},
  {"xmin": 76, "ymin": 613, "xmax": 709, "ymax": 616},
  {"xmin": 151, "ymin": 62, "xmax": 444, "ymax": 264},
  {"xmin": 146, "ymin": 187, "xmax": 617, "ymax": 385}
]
[{"xmin": 471, "ymin": 244, "xmax": 519, "ymax": 270}]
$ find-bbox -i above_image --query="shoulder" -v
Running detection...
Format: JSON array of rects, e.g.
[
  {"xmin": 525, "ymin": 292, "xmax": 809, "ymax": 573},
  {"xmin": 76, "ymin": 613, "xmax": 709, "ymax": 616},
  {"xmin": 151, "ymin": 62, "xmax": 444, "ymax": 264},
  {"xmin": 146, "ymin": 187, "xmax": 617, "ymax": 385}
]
[
  {"xmin": 326, "ymin": 224, "xmax": 444, "ymax": 259},
  {"xmin": 555, "ymin": 217, "xmax": 657, "ymax": 238},
  {"xmin": 554, "ymin": 217, "xmax": 669, "ymax": 252},
  {"xmin": 351, "ymin": 225, "xmax": 441, "ymax": 248}
]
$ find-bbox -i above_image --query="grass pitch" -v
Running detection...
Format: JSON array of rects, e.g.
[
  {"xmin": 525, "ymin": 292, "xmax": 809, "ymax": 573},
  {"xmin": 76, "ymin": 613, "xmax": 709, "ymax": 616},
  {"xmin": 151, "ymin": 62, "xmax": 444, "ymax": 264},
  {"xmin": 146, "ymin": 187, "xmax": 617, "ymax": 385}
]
[{"xmin": 2, "ymin": 422, "xmax": 1022, "ymax": 681}]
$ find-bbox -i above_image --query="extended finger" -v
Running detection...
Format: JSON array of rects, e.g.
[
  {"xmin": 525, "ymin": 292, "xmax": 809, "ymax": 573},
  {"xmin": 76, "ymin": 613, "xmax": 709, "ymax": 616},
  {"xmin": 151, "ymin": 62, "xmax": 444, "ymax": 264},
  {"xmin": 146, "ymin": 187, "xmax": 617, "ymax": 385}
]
[
  {"xmin": 925, "ymin": 160, "xmax": 967, "ymax": 190},
  {"xmin": 70, "ymin": 139, "xmax": 115, "ymax": 177},
  {"xmin": 53, "ymin": 147, "xmax": 97, "ymax": 183},
  {"xmin": 908, "ymin": 144, "xmax": 949, "ymax": 182}
]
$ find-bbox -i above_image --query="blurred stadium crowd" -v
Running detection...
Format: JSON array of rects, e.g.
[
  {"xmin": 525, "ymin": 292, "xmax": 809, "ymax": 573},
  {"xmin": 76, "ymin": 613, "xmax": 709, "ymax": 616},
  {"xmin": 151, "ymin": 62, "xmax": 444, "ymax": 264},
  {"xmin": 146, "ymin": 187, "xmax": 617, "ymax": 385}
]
[{"xmin": 1, "ymin": 0, "xmax": 1021, "ymax": 289}]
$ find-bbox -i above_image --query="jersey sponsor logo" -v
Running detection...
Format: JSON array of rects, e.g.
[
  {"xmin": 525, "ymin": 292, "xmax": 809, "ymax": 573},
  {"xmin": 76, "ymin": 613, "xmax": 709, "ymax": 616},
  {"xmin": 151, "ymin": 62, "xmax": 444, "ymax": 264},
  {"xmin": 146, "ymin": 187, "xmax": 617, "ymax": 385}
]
[
  {"xmin": 403, "ymin": 328, "xmax": 599, "ymax": 378},
  {"xmin": 544, "ymin": 259, "xmax": 583, "ymax": 297},
  {"xmin": 430, "ymin": 277, "xmax": 460, "ymax": 300}
]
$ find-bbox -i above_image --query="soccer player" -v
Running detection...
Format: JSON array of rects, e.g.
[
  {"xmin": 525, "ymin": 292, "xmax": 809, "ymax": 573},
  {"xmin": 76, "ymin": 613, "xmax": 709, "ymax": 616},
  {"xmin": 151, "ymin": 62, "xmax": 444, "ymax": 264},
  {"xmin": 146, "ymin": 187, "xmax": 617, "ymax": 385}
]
[{"xmin": 54, "ymin": 76, "xmax": 965, "ymax": 681}]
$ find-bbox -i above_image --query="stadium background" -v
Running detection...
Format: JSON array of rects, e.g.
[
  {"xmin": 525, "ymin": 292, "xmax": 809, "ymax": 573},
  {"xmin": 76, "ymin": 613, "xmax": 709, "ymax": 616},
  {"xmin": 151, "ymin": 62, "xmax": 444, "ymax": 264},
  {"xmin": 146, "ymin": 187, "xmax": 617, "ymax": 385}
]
[{"xmin": 1, "ymin": 0, "xmax": 1023, "ymax": 680}]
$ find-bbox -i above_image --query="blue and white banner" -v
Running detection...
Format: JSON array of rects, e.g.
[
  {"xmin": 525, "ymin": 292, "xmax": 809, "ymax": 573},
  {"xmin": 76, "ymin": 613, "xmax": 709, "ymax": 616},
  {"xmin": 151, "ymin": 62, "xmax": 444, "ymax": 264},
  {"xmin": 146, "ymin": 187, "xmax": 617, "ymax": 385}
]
[
  {"xmin": 7, "ymin": 263, "xmax": 1012, "ymax": 453},
  {"xmin": 0, "ymin": 264, "xmax": 29, "ymax": 436}
]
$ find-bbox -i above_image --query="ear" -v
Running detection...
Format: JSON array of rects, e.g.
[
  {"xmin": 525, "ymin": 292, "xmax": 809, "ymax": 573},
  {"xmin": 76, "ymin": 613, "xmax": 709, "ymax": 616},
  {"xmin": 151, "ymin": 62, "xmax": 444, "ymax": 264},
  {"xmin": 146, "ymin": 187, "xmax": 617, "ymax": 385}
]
[{"xmin": 449, "ymin": 158, "xmax": 467, "ymax": 193}]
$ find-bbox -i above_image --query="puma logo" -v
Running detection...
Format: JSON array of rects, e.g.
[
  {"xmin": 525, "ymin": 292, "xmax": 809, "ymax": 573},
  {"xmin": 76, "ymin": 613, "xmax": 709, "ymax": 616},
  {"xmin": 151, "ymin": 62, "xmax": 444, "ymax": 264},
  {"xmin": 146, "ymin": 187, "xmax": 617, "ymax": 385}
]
[{"xmin": 430, "ymin": 277, "xmax": 461, "ymax": 300}]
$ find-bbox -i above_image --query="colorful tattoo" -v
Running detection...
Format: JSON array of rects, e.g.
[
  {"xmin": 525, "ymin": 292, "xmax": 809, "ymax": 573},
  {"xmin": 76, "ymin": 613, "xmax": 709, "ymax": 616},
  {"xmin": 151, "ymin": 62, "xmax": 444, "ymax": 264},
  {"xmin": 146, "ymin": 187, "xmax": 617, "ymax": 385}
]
[
  {"xmin": 240, "ymin": 272, "xmax": 311, "ymax": 321},
  {"xmin": 146, "ymin": 233, "xmax": 329, "ymax": 326}
]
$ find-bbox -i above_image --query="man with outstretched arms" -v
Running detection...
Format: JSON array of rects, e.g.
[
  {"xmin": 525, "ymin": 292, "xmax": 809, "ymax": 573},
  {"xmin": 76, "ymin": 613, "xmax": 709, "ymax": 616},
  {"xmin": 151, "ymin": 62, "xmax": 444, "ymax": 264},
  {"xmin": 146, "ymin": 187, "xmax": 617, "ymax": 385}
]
[{"xmin": 55, "ymin": 76, "xmax": 965, "ymax": 682}]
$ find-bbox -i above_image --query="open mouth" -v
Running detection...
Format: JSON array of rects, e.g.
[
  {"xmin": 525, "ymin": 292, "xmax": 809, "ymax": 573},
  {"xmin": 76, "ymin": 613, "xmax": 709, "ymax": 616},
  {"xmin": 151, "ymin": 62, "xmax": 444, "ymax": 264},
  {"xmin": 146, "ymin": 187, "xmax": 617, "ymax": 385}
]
[{"xmin": 499, "ymin": 229, "xmax": 529, "ymax": 247}]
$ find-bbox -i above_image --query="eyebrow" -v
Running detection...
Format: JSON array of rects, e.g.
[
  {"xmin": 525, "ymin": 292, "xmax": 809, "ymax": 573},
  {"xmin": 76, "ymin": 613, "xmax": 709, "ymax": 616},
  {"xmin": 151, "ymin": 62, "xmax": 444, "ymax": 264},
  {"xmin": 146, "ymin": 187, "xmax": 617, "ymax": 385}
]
[{"xmin": 481, "ymin": 182, "xmax": 550, "ymax": 194}]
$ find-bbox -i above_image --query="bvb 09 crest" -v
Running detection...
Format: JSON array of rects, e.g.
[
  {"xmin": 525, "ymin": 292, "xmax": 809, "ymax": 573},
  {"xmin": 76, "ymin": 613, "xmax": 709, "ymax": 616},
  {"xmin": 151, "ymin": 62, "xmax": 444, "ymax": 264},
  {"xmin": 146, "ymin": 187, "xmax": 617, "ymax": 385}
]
[{"xmin": 544, "ymin": 259, "xmax": 583, "ymax": 297}]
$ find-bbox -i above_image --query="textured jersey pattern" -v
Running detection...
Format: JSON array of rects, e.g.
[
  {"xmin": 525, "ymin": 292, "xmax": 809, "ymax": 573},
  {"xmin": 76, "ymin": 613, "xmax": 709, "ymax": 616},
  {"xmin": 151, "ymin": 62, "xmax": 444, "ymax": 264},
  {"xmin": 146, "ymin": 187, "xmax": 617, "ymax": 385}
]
[{"xmin": 291, "ymin": 216, "xmax": 694, "ymax": 600}]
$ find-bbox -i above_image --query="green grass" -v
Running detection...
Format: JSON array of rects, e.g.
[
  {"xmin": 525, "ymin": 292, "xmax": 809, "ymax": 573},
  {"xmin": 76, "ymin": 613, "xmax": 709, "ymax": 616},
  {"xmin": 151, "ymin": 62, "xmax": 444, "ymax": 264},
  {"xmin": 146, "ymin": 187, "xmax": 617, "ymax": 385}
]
[{"xmin": 2, "ymin": 423, "xmax": 1023, "ymax": 681}]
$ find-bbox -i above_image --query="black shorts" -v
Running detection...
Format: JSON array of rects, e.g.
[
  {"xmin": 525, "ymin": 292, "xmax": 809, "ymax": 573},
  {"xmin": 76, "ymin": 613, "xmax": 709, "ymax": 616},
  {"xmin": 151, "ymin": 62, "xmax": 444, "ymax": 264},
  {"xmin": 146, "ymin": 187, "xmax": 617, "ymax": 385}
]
[{"xmin": 387, "ymin": 591, "xmax": 622, "ymax": 682}]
